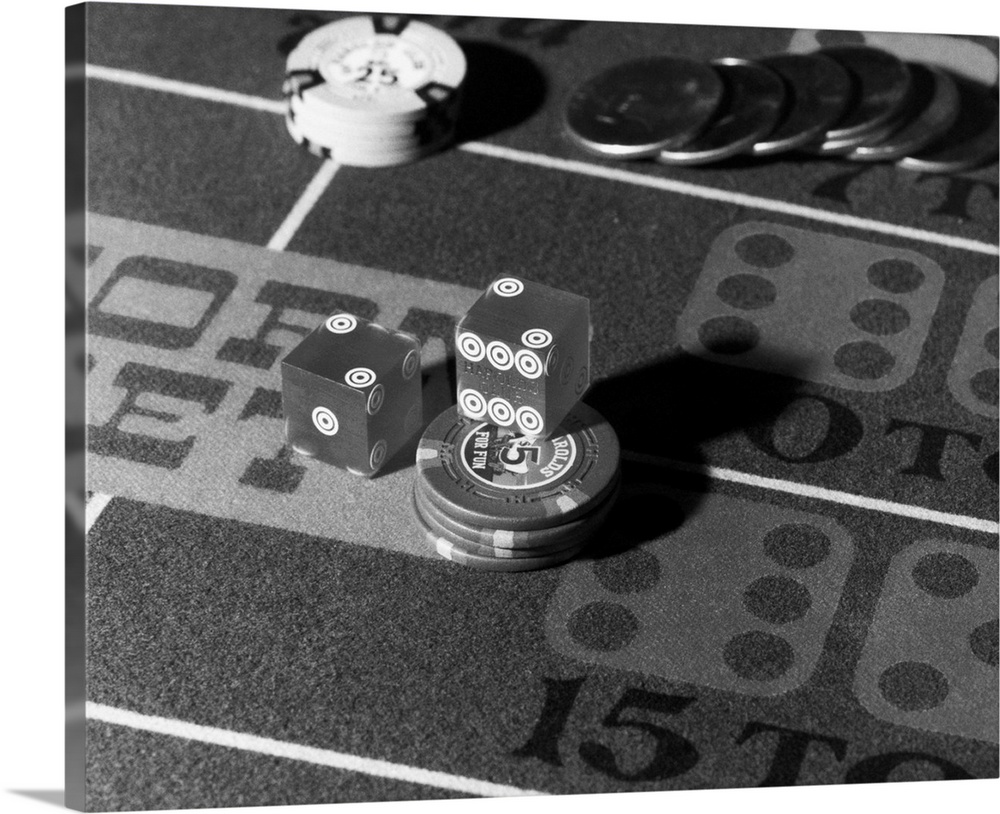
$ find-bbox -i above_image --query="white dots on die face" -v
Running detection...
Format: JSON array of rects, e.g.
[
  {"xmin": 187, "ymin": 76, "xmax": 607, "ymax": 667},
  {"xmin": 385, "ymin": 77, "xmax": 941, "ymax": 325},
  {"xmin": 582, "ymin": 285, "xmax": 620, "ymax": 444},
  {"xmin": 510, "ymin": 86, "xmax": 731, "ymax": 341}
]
[
  {"xmin": 367, "ymin": 383, "xmax": 385, "ymax": 415},
  {"xmin": 369, "ymin": 439, "xmax": 387, "ymax": 471},
  {"xmin": 346, "ymin": 367, "xmax": 377, "ymax": 388},
  {"xmin": 559, "ymin": 354, "xmax": 575, "ymax": 386},
  {"xmin": 521, "ymin": 328, "xmax": 552, "ymax": 349},
  {"xmin": 545, "ymin": 345, "xmax": 561, "ymax": 377},
  {"xmin": 311, "ymin": 406, "xmax": 339, "ymax": 436},
  {"xmin": 458, "ymin": 332, "xmax": 486, "ymax": 362},
  {"xmin": 459, "ymin": 388, "xmax": 487, "ymax": 418},
  {"xmin": 404, "ymin": 402, "xmax": 422, "ymax": 435},
  {"xmin": 487, "ymin": 341, "xmax": 514, "ymax": 370},
  {"xmin": 325, "ymin": 314, "xmax": 358, "ymax": 334},
  {"xmin": 492, "ymin": 277, "xmax": 524, "ymax": 297},
  {"xmin": 487, "ymin": 397, "xmax": 515, "ymax": 426},
  {"xmin": 515, "ymin": 406, "xmax": 544, "ymax": 436},
  {"xmin": 514, "ymin": 348, "xmax": 543, "ymax": 379},
  {"xmin": 401, "ymin": 348, "xmax": 420, "ymax": 380}
]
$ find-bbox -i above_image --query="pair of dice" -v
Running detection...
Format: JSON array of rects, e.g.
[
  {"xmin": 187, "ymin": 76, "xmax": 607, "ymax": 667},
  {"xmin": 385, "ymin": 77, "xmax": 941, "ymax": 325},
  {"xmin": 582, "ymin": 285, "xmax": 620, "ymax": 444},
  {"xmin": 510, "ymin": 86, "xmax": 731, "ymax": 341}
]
[{"xmin": 281, "ymin": 275, "xmax": 591, "ymax": 476}]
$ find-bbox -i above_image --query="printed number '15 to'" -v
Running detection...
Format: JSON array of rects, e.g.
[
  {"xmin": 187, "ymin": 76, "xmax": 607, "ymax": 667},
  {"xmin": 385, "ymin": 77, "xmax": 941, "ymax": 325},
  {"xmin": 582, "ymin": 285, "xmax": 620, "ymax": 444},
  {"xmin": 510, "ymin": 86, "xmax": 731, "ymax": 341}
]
[{"xmin": 513, "ymin": 678, "xmax": 699, "ymax": 781}]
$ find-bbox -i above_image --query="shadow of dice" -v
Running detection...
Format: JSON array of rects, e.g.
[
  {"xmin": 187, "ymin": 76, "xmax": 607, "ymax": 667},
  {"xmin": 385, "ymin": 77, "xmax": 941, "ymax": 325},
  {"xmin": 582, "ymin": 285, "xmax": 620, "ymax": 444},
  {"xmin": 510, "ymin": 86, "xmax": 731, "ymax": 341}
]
[
  {"xmin": 456, "ymin": 275, "xmax": 589, "ymax": 438},
  {"xmin": 281, "ymin": 312, "xmax": 422, "ymax": 476},
  {"xmin": 545, "ymin": 486, "xmax": 855, "ymax": 696},
  {"xmin": 854, "ymin": 539, "xmax": 998, "ymax": 744},
  {"xmin": 677, "ymin": 222, "xmax": 944, "ymax": 392}
]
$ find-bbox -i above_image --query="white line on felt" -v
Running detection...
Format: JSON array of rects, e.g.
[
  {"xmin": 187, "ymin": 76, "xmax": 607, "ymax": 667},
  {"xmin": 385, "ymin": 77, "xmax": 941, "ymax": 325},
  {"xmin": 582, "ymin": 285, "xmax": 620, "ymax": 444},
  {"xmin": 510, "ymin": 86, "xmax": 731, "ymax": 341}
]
[
  {"xmin": 623, "ymin": 451, "xmax": 1000, "ymax": 534},
  {"xmin": 85, "ymin": 493, "xmax": 114, "ymax": 533},
  {"xmin": 85, "ymin": 63, "xmax": 999, "ymax": 258},
  {"xmin": 86, "ymin": 702, "xmax": 546, "ymax": 798},
  {"xmin": 86, "ymin": 64, "xmax": 286, "ymax": 114},
  {"xmin": 267, "ymin": 159, "xmax": 341, "ymax": 251},
  {"xmin": 460, "ymin": 143, "xmax": 1000, "ymax": 257}
]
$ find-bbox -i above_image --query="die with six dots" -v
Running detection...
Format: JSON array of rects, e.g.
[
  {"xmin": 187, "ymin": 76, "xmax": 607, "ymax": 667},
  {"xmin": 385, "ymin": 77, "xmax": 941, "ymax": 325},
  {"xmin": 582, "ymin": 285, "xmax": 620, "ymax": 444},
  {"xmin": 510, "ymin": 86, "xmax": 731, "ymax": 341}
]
[
  {"xmin": 281, "ymin": 312, "xmax": 422, "ymax": 476},
  {"xmin": 455, "ymin": 275, "xmax": 590, "ymax": 438}
]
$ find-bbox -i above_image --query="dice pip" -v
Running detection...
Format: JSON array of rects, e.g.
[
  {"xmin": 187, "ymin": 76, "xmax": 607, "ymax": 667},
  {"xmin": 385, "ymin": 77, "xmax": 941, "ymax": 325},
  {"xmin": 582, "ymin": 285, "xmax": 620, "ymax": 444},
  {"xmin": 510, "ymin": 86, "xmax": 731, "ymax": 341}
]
[
  {"xmin": 281, "ymin": 312, "xmax": 422, "ymax": 476},
  {"xmin": 455, "ymin": 275, "xmax": 590, "ymax": 438},
  {"xmin": 854, "ymin": 539, "xmax": 997, "ymax": 744},
  {"xmin": 546, "ymin": 488, "xmax": 856, "ymax": 696}
]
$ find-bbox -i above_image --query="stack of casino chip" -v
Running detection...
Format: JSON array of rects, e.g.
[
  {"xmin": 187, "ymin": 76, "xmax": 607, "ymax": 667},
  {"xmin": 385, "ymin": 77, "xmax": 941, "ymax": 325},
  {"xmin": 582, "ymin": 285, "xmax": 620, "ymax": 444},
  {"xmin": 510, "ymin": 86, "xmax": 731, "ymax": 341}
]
[
  {"xmin": 413, "ymin": 404, "xmax": 621, "ymax": 571},
  {"xmin": 564, "ymin": 45, "xmax": 998, "ymax": 174},
  {"xmin": 283, "ymin": 15, "xmax": 466, "ymax": 167}
]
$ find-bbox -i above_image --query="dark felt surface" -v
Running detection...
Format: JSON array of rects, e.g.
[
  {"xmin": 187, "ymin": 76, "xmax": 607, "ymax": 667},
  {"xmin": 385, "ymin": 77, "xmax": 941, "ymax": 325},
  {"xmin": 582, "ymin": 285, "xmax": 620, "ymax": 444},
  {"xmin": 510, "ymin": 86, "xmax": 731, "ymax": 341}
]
[{"xmin": 79, "ymin": 3, "xmax": 999, "ymax": 810}]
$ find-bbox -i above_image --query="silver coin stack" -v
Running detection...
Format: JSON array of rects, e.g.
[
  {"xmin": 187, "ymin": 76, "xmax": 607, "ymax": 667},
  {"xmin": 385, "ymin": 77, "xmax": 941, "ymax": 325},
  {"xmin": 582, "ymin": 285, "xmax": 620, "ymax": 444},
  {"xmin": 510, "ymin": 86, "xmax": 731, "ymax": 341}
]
[{"xmin": 564, "ymin": 45, "xmax": 997, "ymax": 174}]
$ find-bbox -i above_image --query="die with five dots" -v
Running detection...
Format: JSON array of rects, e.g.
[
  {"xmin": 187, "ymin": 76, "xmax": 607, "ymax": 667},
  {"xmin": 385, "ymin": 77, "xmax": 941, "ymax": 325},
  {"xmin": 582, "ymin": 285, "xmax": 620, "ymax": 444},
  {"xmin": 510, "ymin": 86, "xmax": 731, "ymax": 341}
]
[
  {"xmin": 454, "ymin": 275, "xmax": 591, "ymax": 438},
  {"xmin": 281, "ymin": 312, "xmax": 422, "ymax": 476}
]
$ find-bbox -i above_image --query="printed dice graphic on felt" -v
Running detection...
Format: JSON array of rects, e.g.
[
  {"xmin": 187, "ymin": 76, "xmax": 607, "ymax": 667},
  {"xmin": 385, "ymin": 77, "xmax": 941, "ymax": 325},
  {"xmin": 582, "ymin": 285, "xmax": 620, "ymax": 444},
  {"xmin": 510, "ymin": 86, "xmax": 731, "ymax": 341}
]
[
  {"xmin": 455, "ymin": 275, "xmax": 590, "ymax": 438},
  {"xmin": 281, "ymin": 313, "xmax": 422, "ymax": 476}
]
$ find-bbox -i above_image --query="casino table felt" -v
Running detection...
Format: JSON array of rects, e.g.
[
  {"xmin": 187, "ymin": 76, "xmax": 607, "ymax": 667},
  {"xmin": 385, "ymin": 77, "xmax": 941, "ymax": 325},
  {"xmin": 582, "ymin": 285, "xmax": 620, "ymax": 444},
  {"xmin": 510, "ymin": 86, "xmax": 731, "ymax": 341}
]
[{"xmin": 71, "ymin": 4, "xmax": 999, "ymax": 810}]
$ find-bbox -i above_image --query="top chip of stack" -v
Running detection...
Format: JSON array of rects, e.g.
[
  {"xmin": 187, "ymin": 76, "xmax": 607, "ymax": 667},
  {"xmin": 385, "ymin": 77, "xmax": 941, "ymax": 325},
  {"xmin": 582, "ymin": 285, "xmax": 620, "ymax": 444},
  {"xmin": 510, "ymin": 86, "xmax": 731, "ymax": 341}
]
[{"xmin": 283, "ymin": 15, "xmax": 467, "ymax": 167}]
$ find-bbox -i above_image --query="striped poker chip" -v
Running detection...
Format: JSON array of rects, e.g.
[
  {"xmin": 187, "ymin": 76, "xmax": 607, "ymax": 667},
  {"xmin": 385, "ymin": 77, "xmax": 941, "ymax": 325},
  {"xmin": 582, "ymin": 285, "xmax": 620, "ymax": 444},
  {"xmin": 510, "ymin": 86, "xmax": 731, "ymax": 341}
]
[
  {"xmin": 285, "ymin": 111, "xmax": 331, "ymax": 158},
  {"xmin": 287, "ymin": 92, "xmax": 457, "ymax": 151},
  {"xmin": 284, "ymin": 80, "xmax": 461, "ymax": 139},
  {"xmin": 285, "ymin": 15, "xmax": 466, "ymax": 126},
  {"xmin": 284, "ymin": 111, "xmax": 455, "ymax": 167},
  {"xmin": 414, "ymin": 473, "xmax": 620, "ymax": 553},
  {"xmin": 413, "ymin": 484, "xmax": 586, "ymax": 559},
  {"xmin": 411, "ymin": 496, "xmax": 589, "ymax": 572},
  {"xmin": 415, "ymin": 403, "xmax": 621, "ymax": 531}
]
